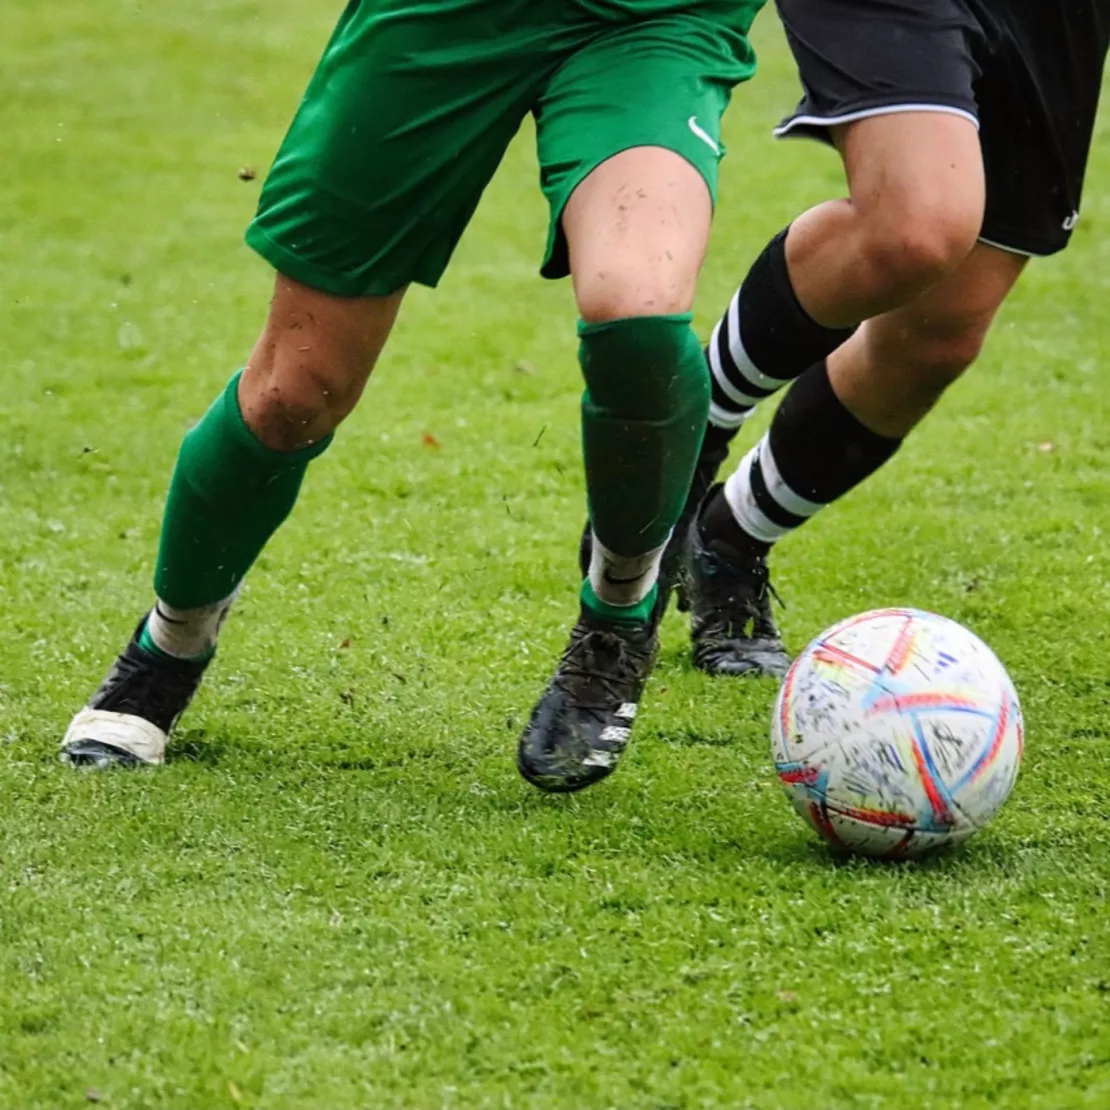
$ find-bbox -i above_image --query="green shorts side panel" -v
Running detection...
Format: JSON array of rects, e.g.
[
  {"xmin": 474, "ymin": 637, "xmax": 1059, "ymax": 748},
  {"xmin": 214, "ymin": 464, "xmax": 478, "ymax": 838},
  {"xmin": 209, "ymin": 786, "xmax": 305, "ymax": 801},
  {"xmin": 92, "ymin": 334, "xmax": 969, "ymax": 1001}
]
[
  {"xmin": 247, "ymin": 0, "xmax": 570, "ymax": 297},
  {"xmin": 536, "ymin": 7, "xmax": 762, "ymax": 279}
]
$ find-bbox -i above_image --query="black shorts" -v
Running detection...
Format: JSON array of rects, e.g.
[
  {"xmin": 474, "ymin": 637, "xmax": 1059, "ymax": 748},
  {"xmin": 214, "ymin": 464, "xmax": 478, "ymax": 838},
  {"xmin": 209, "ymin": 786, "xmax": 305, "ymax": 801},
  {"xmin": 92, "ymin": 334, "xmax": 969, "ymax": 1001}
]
[{"xmin": 774, "ymin": 0, "xmax": 1110, "ymax": 256}]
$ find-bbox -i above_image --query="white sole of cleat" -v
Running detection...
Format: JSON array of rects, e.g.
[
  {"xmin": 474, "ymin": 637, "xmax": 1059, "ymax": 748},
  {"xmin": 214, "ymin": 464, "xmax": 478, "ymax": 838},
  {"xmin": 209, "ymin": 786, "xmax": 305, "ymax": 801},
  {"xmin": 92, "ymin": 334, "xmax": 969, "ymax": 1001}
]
[{"xmin": 60, "ymin": 709, "xmax": 168, "ymax": 766}]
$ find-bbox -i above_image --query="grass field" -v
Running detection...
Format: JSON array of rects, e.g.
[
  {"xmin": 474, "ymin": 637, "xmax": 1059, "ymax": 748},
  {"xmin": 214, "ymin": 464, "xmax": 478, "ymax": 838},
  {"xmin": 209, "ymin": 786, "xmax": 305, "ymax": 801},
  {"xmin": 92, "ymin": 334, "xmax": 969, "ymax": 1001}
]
[{"xmin": 2, "ymin": 3, "xmax": 1109, "ymax": 1108}]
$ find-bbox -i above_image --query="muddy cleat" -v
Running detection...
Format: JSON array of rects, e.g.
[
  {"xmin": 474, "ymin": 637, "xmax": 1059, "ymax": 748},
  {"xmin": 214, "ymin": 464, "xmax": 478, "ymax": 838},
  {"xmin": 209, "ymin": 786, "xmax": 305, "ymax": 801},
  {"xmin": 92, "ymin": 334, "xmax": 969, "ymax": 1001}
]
[
  {"xmin": 60, "ymin": 620, "xmax": 209, "ymax": 769},
  {"xmin": 685, "ymin": 496, "xmax": 791, "ymax": 679},
  {"xmin": 518, "ymin": 607, "xmax": 658, "ymax": 793}
]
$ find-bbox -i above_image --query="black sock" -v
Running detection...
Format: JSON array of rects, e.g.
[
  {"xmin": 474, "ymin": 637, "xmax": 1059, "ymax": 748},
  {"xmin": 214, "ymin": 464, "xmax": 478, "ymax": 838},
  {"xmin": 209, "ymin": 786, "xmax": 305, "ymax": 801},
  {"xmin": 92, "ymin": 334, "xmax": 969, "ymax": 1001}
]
[
  {"xmin": 702, "ymin": 360, "xmax": 903, "ymax": 552},
  {"xmin": 699, "ymin": 482, "xmax": 770, "ymax": 561},
  {"xmin": 706, "ymin": 228, "xmax": 856, "ymax": 434},
  {"xmin": 700, "ymin": 423, "xmax": 735, "ymax": 461}
]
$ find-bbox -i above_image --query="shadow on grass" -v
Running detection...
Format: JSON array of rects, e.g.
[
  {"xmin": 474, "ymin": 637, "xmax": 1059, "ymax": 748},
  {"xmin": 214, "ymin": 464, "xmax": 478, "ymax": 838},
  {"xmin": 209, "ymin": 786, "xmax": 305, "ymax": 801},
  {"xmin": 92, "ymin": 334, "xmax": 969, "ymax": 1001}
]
[
  {"xmin": 752, "ymin": 830, "xmax": 1025, "ymax": 878},
  {"xmin": 657, "ymin": 728, "xmax": 738, "ymax": 748},
  {"xmin": 169, "ymin": 729, "xmax": 232, "ymax": 767},
  {"xmin": 161, "ymin": 715, "xmax": 1026, "ymax": 890}
]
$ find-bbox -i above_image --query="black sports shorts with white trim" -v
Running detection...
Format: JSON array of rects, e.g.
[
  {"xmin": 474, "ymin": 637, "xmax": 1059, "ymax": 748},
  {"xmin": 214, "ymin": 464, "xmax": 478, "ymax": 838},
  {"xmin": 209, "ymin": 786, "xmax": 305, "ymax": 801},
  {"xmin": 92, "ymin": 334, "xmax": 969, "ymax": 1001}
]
[{"xmin": 774, "ymin": 0, "xmax": 1110, "ymax": 256}]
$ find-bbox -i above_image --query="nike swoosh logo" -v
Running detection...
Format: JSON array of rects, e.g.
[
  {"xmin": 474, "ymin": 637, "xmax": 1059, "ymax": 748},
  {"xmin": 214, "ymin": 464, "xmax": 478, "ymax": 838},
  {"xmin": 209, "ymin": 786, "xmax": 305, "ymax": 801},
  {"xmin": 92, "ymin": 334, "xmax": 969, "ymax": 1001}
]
[
  {"xmin": 688, "ymin": 116, "xmax": 721, "ymax": 156},
  {"xmin": 603, "ymin": 568, "xmax": 648, "ymax": 586}
]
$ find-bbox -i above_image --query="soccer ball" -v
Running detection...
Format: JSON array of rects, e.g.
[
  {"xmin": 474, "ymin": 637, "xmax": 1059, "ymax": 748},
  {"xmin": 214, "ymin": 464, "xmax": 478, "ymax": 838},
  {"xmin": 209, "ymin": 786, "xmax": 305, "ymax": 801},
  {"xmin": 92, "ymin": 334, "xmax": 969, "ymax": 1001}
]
[{"xmin": 770, "ymin": 608, "xmax": 1023, "ymax": 859}]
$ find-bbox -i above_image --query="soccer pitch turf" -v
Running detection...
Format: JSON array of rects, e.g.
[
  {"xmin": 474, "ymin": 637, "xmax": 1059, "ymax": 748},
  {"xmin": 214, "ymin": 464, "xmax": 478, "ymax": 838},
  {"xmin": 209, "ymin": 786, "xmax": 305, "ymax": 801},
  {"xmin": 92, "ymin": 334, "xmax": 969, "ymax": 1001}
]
[{"xmin": 2, "ymin": 3, "xmax": 1109, "ymax": 1107}]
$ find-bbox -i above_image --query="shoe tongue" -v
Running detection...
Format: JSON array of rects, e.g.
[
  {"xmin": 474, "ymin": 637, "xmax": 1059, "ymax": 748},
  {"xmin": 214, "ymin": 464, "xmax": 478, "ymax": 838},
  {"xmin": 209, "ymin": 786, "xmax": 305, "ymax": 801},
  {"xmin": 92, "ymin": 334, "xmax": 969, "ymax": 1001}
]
[{"xmin": 706, "ymin": 536, "xmax": 765, "ymax": 567}]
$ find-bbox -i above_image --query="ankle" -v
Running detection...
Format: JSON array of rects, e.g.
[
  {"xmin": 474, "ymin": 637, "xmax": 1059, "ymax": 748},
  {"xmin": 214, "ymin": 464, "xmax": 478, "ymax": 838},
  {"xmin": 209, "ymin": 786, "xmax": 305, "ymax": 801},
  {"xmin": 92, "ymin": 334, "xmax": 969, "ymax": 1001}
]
[
  {"xmin": 698, "ymin": 486, "xmax": 771, "ymax": 562},
  {"xmin": 140, "ymin": 599, "xmax": 229, "ymax": 664},
  {"xmin": 701, "ymin": 423, "xmax": 737, "ymax": 464},
  {"xmin": 580, "ymin": 580, "xmax": 657, "ymax": 626}
]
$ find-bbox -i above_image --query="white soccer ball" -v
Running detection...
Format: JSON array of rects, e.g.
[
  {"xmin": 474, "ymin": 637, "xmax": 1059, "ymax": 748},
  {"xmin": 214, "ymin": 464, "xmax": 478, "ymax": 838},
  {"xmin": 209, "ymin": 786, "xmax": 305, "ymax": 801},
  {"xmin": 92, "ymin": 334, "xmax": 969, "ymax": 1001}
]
[{"xmin": 770, "ymin": 608, "xmax": 1023, "ymax": 859}]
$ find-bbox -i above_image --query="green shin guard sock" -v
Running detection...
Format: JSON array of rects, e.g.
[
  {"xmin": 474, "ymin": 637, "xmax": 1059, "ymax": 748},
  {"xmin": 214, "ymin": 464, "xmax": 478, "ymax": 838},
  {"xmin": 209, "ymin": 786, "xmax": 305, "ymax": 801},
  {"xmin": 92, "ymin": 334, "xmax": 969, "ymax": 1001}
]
[
  {"xmin": 581, "ymin": 580, "xmax": 658, "ymax": 625},
  {"xmin": 153, "ymin": 371, "xmax": 333, "ymax": 609},
  {"xmin": 579, "ymin": 314, "xmax": 711, "ymax": 556}
]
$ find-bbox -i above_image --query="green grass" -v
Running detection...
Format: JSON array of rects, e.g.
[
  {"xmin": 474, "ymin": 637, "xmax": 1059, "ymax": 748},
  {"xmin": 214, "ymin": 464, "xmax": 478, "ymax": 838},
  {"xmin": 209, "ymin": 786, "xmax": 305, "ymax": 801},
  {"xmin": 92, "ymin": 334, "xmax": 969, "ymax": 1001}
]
[{"xmin": 2, "ymin": 3, "xmax": 1109, "ymax": 1107}]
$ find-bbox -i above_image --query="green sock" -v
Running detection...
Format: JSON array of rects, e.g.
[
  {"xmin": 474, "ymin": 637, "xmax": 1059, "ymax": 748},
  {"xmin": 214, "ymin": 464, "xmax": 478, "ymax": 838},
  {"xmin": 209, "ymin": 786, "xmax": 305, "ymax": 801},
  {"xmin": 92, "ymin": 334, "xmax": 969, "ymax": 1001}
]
[
  {"xmin": 580, "ymin": 580, "xmax": 658, "ymax": 625},
  {"xmin": 153, "ymin": 371, "xmax": 332, "ymax": 609},
  {"xmin": 578, "ymin": 314, "xmax": 710, "ymax": 557}
]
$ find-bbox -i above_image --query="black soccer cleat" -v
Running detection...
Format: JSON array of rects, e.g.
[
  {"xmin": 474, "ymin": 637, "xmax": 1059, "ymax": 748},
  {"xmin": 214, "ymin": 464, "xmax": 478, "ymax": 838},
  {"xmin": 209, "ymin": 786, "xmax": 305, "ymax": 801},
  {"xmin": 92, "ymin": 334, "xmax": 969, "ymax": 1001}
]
[
  {"xmin": 517, "ymin": 606, "xmax": 658, "ymax": 793},
  {"xmin": 60, "ymin": 618, "xmax": 210, "ymax": 769},
  {"xmin": 685, "ymin": 489, "xmax": 791, "ymax": 679}
]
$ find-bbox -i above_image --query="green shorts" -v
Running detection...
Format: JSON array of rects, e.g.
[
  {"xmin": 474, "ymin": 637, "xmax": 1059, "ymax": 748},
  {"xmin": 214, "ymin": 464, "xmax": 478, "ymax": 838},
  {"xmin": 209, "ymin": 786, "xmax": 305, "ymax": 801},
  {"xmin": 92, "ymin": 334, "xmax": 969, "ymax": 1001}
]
[{"xmin": 246, "ymin": 0, "xmax": 764, "ymax": 297}]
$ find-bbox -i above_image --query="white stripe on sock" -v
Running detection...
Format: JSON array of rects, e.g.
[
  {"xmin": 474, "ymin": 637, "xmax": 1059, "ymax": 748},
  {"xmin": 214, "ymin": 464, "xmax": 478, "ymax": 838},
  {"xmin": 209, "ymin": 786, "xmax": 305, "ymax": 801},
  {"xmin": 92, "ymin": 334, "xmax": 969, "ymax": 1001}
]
[
  {"xmin": 725, "ymin": 292, "xmax": 793, "ymax": 392},
  {"xmin": 724, "ymin": 447, "xmax": 794, "ymax": 544},
  {"xmin": 758, "ymin": 437, "xmax": 823, "ymax": 518},
  {"xmin": 709, "ymin": 401, "xmax": 749, "ymax": 430},
  {"xmin": 709, "ymin": 319, "xmax": 763, "ymax": 408}
]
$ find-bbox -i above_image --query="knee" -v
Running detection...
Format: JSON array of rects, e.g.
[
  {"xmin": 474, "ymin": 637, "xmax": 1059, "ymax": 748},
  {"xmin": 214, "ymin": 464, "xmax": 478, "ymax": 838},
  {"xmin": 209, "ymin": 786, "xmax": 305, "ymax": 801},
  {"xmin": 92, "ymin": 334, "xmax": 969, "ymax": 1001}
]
[
  {"xmin": 861, "ymin": 199, "xmax": 982, "ymax": 301},
  {"xmin": 241, "ymin": 338, "xmax": 366, "ymax": 452},
  {"xmin": 237, "ymin": 275, "xmax": 402, "ymax": 451},
  {"xmin": 576, "ymin": 270, "xmax": 696, "ymax": 326}
]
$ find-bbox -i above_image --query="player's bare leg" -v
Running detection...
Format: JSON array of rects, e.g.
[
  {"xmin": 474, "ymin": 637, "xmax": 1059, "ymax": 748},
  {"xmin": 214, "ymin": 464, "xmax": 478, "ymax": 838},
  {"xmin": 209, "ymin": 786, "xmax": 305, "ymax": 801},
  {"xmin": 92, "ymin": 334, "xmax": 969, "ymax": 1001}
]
[
  {"xmin": 564, "ymin": 146, "xmax": 709, "ymax": 324},
  {"xmin": 61, "ymin": 278, "xmax": 403, "ymax": 768},
  {"xmin": 240, "ymin": 276, "xmax": 403, "ymax": 451},
  {"xmin": 688, "ymin": 243, "xmax": 1026, "ymax": 677},
  {"xmin": 60, "ymin": 0, "xmax": 762, "ymax": 773},
  {"xmin": 518, "ymin": 147, "xmax": 714, "ymax": 792},
  {"xmin": 788, "ymin": 112, "xmax": 985, "ymax": 327},
  {"xmin": 682, "ymin": 109, "xmax": 984, "ymax": 676},
  {"xmin": 828, "ymin": 245, "xmax": 1026, "ymax": 437}
]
